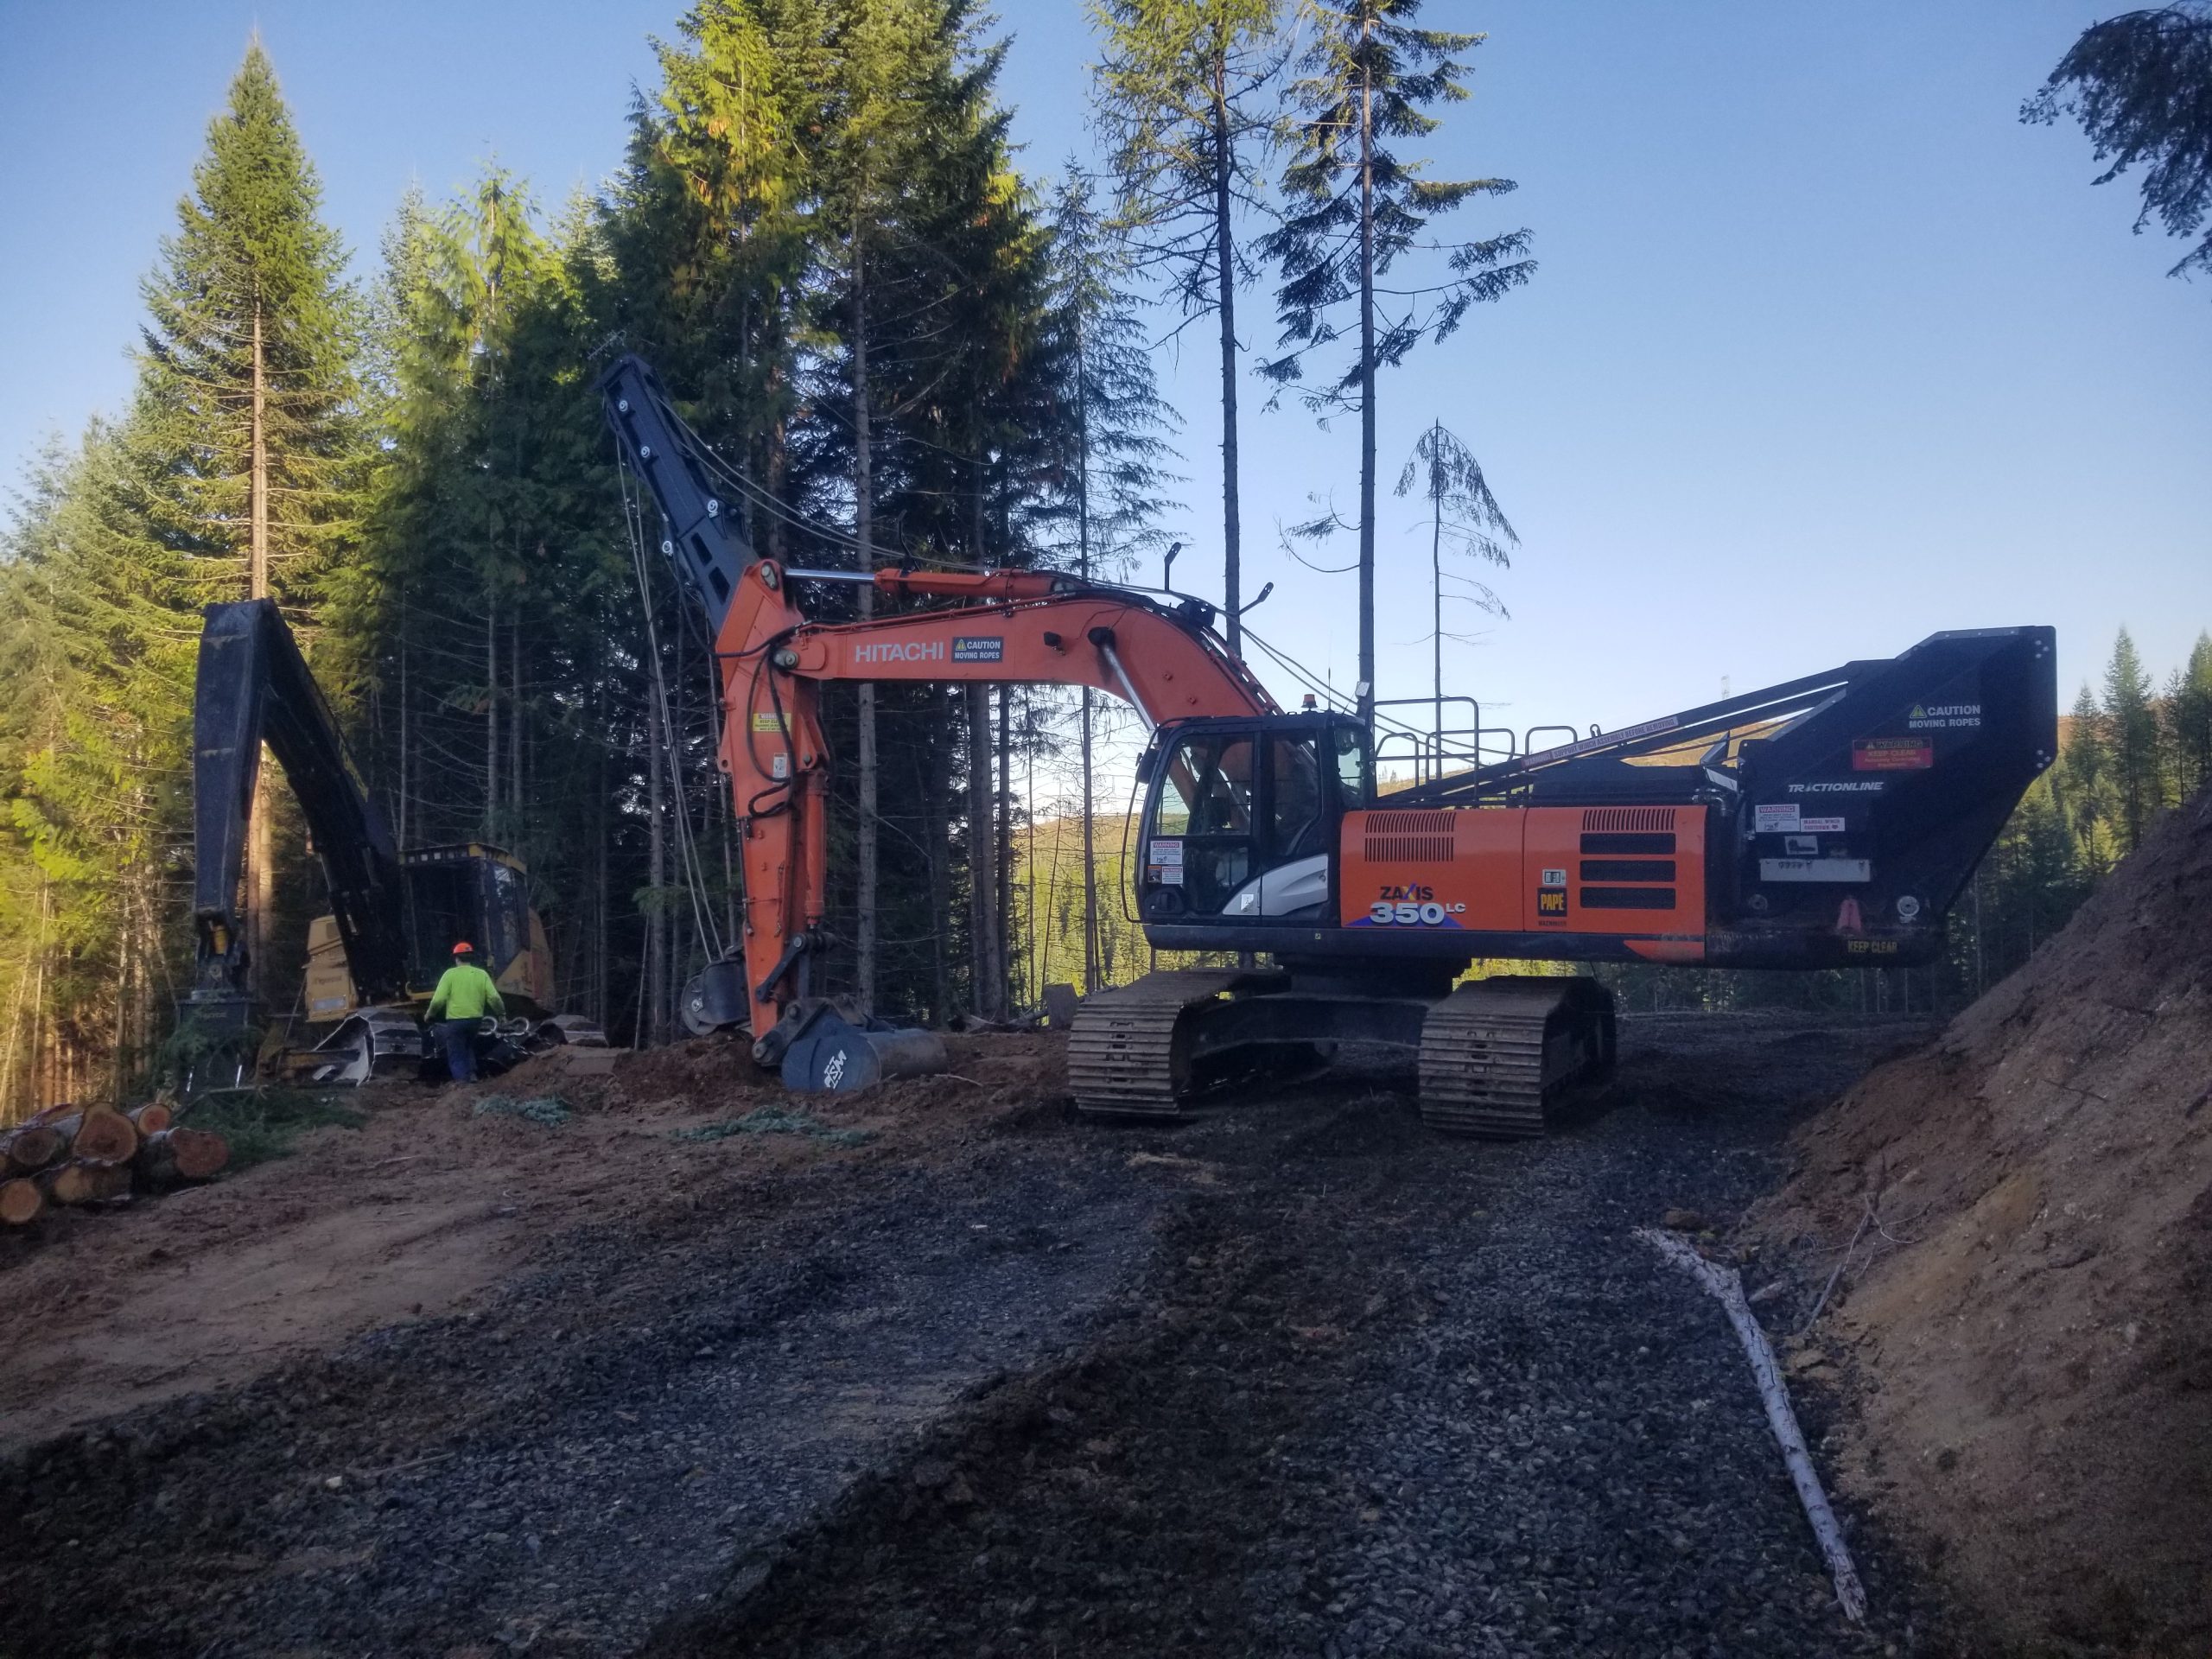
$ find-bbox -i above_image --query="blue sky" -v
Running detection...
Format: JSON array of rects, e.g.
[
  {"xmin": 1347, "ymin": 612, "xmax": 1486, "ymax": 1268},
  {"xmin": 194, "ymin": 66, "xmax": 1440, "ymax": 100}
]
[{"xmin": 1, "ymin": 0, "xmax": 2206, "ymax": 747}]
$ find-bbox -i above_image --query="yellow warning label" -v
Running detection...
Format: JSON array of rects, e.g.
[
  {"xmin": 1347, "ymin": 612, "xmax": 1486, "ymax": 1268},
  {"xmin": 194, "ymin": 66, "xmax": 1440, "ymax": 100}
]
[{"xmin": 751, "ymin": 711, "xmax": 788, "ymax": 733}]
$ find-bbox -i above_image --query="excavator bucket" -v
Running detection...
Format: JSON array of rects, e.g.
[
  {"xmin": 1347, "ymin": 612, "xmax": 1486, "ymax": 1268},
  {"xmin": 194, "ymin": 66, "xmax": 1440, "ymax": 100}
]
[{"xmin": 777, "ymin": 1005, "xmax": 949, "ymax": 1093}]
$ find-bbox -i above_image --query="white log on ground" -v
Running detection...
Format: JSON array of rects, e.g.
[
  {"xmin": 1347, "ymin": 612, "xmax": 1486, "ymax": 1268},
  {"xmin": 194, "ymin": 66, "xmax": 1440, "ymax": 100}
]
[{"xmin": 1636, "ymin": 1224, "xmax": 1869, "ymax": 1624}]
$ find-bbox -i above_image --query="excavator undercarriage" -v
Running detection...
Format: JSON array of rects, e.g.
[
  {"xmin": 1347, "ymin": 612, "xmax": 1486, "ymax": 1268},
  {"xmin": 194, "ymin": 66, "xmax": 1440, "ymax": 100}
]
[{"xmin": 1066, "ymin": 969, "xmax": 1616, "ymax": 1137}]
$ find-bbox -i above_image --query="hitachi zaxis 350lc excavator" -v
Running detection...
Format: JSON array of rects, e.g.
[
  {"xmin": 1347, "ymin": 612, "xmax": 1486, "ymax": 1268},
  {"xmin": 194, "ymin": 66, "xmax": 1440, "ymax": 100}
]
[{"xmin": 601, "ymin": 353, "xmax": 2058, "ymax": 1134}]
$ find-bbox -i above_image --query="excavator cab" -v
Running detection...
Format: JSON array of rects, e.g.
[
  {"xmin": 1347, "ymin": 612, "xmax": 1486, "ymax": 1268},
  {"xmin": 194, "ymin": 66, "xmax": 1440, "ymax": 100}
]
[
  {"xmin": 1135, "ymin": 713, "xmax": 1371, "ymax": 925},
  {"xmin": 399, "ymin": 846, "xmax": 535, "ymax": 997}
]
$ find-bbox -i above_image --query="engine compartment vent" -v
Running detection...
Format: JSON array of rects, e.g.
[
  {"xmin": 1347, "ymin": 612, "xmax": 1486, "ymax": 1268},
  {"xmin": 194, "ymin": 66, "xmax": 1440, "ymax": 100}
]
[
  {"xmin": 1581, "ymin": 806, "xmax": 1676, "ymax": 834},
  {"xmin": 1363, "ymin": 810, "xmax": 1457, "ymax": 863}
]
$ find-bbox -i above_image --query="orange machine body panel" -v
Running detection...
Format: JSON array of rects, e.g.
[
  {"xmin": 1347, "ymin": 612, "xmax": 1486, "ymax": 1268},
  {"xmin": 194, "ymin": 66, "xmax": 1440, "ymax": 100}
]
[{"xmin": 1338, "ymin": 804, "xmax": 1707, "ymax": 957}]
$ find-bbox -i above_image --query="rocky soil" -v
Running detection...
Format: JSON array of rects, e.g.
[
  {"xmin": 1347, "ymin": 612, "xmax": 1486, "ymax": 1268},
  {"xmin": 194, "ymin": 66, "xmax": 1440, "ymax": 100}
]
[{"xmin": 0, "ymin": 1015, "xmax": 1948, "ymax": 1657}]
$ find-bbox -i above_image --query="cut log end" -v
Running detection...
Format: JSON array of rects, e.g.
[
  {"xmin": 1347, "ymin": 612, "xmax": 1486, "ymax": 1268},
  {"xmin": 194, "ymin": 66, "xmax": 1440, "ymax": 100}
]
[
  {"xmin": 1, "ymin": 1125, "xmax": 65, "ymax": 1174},
  {"xmin": 135, "ymin": 1127, "xmax": 231, "ymax": 1191},
  {"xmin": 127, "ymin": 1103, "xmax": 175, "ymax": 1135},
  {"xmin": 0, "ymin": 1177, "xmax": 44, "ymax": 1226},
  {"xmin": 51, "ymin": 1109, "xmax": 138, "ymax": 1166}
]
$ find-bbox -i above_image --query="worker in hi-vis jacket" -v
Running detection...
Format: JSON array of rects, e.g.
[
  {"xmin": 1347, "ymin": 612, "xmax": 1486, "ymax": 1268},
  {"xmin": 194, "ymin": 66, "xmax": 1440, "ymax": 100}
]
[{"xmin": 425, "ymin": 941, "xmax": 505, "ymax": 1083}]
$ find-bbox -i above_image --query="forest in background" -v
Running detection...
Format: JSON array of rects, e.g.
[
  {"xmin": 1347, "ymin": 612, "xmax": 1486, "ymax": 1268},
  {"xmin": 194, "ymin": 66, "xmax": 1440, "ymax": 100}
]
[{"xmin": 0, "ymin": 1, "xmax": 2207, "ymax": 1119}]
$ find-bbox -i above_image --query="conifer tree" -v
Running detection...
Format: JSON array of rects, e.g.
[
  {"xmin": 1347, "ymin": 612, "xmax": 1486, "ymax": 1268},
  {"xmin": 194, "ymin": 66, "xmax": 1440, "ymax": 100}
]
[
  {"xmin": 2164, "ymin": 631, "xmax": 2212, "ymax": 798},
  {"xmin": 2102, "ymin": 626, "xmax": 2164, "ymax": 849},
  {"xmin": 1257, "ymin": 2, "xmax": 1531, "ymax": 722},
  {"xmin": 1091, "ymin": 0, "xmax": 1286, "ymax": 655},
  {"xmin": 134, "ymin": 41, "xmax": 362, "ymax": 996}
]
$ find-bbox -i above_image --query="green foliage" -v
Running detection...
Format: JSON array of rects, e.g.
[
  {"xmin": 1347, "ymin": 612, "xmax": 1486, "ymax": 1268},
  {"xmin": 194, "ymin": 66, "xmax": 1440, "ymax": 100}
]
[
  {"xmin": 135, "ymin": 40, "xmax": 364, "ymax": 611},
  {"xmin": 2024, "ymin": 2, "xmax": 2212, "ymax": 283},
  {"xmin": 472, "ymin": 1094, "xmax": 574, "ymax": 1127},
  {"xmin": 671, "ymin": 1106, "xmax": 874, "ymax": 1145},
  {"xmin": 184, "ymin": 1086, "xmax": 366, "ymax": 1170},
  {"xmin": 1090, "ymin": 0, "xmax": 1287, "ymax": 312},
  {"xmin": 1256, "ymin": 0, "xmax": 1532, "ymax": 404}
]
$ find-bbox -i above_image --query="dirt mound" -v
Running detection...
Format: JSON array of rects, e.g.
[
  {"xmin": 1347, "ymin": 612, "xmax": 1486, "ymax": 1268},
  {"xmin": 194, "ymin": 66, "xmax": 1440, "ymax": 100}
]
[{"xmin": 1757, "ymin": 784, "xmax": 2212, "ymax": 1652}]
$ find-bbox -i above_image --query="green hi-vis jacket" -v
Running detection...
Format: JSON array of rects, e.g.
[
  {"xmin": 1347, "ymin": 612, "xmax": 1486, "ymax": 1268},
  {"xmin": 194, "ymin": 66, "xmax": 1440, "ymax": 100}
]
[{"xmin": 426, "ymin": 962, "xmax": 506, "ymax": 1023}]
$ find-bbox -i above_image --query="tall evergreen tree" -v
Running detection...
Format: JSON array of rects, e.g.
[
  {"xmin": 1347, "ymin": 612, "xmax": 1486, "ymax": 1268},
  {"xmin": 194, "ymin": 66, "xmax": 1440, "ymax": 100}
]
[
  {"xmin": 1091, "ymin": 0, "xmax": 1287, "ymax": 655},
  {"xmin": 134, "ymin": 41, "xmax": 362, "ymax": 996},
  {"xmin": 2102, "ymin": 626, "xmax": 2165, "ymax": 848},
  {"xmin": 1257, "ymin": 2, "xmax": 1531, "ymax": 723},
  {"xmin": 2164, "ymin": 630, "xmax": 2212, "ymax": 798}
]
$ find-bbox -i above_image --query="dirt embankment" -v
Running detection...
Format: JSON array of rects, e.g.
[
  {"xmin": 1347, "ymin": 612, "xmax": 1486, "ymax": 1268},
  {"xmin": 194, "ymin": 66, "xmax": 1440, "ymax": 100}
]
[{"xmin": 1758, "ymin": 784, "xmax": 2212, "ymax": 1653}]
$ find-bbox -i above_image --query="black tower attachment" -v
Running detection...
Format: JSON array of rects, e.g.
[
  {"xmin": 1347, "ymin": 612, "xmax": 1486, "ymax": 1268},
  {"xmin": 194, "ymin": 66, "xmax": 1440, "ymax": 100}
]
[
  {"xmin": 597, "ymin": 353, "xmax": 759, "ymax": 639},
  {"xmin": 190, "ymin": 601, "xmax": 409, "ymax": 1011}
]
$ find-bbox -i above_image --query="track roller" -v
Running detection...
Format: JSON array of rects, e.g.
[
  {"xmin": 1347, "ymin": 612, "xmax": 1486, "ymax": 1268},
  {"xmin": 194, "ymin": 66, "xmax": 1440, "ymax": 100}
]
[
  {"xmin": 1417, "ymin": 976, "xmax": 1616, "ymax": 1137},
  {"xmin": 1067, "ymin": 968, "xmax": 1287, "ymax": 1119}
]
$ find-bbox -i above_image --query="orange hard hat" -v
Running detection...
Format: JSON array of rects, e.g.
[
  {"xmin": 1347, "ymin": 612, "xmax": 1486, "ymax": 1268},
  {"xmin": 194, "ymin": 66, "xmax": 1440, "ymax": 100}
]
[{"xmin": 452, "ymin": 941, "xmax": 474, "ymax": 956}]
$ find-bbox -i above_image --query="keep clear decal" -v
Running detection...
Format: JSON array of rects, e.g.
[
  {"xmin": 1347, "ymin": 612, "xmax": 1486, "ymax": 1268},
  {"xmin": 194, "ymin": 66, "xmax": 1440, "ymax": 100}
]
[
  {"xmin": 1149, "ymin": 837, "xmax": 1184, "ymax": 886},
  {"xmin": 1853, "ymin": 737, "xmax": 1933, "ymax": 771}
]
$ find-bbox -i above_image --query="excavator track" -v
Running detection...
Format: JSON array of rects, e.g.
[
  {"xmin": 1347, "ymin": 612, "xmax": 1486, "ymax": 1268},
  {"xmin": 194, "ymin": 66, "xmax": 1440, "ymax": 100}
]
[
  {"xmin": 1418, "ymin": 976, "xmax": 1616, "ymax": 1138},
  {"xmin": 1068, "ymin": 969, "xmax": 1287, "ymax": 1119}
]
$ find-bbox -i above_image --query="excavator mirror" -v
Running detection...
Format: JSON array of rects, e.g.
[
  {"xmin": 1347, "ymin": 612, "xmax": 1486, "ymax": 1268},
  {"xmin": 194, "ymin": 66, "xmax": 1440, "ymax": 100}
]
[{"xmin": 1135, "ymin": 738, "xmax": 1162, "ymax": 785}]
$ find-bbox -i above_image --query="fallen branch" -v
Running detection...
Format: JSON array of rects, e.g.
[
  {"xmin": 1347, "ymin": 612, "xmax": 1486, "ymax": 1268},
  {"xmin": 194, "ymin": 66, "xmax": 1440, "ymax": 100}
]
[
  {"xmin": 1799, "ymin": 1197, "xmax": 1877, "ymax": 1338},
  {"xmin": 1637, "ymin": 1225, "xmax": 1868, "ymax": 1624}
]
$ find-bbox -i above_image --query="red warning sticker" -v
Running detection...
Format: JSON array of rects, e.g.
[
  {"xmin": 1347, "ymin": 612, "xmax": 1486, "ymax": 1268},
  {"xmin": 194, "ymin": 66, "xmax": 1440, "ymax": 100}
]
[{"xmin": 1852, "ymin": 738, "xmax": 1933, "ymax": 772}]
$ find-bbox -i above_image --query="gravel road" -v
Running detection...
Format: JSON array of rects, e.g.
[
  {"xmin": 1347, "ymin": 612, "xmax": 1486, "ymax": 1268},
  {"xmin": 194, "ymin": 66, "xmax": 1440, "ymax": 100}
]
[{"xmin": 0, "ymin": 1013, "xmax": 1951, "ymax": 1657}]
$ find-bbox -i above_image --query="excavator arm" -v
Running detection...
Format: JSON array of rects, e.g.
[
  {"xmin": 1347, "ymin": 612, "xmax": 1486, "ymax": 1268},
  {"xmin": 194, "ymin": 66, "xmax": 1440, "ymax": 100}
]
[
  {"xmin": 190, "ymin": 600, "xmax": 409, "ymax": 1014},
  {"xmin": 599, "ymin": 352, "xmax": 1273, "ymax": 1051},
  {"xmin": 709, "ymin": 560, "xmax": 1274, "ymax": 1045}
]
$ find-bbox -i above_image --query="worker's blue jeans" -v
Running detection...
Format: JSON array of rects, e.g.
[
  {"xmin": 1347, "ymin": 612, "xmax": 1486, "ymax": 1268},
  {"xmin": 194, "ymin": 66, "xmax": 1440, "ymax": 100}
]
[{"xmin": 441, "ymin": 1020, "xmax": 481, "ymax": 1083}]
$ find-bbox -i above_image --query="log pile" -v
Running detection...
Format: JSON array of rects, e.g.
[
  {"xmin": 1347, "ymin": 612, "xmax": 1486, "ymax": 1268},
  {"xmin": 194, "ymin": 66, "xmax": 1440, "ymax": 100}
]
[{"xmin": 0, "ymin": 1103, "xmax": 229, "ymax": 1227}]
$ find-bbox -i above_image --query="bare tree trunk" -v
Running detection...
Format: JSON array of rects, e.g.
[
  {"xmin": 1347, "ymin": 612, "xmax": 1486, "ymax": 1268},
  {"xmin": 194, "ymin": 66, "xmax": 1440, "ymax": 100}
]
[
  {"xmin": 1431, "ymin": 429, "xmax": 1445, "ymax": 763},
  {"xmin": 1211, "ymin": 74, "xmax": 1243, "ymax": 657},
  {"xmin": 1080, "ymin": 690, "xmax": 1100, "ymax": 992},
  {"xmin": 968, "ymin": 686, "xmax": 997, "ymax": 1016},
  {"xmin": 594, "ymin": 695, "xmax": 609, "ymax": 1027},
  {"xmin": 852, "ymin": 249, "xmax": 879, "ymax": 1016},
  {"xmin": 1356, "ymin": 38, "xmax": 1378, "ymax": 727},
  {"xmin": 248, "ymin": 305, "xmax": 273, "ymax": 998},
  {"xmin": 510, "ymin": 608, "xmax": 523, "ymax": 820},
  {"xmin": 922, "ymin": 701, "xmax": 951, "ymax": 1022},
  {"xmin": 486, "ymin": 584, "xmax": 499, "ymax": 832},
  {"xmin": 397, "ymin": 629, "xmax": 410, "ymax": 848},
  {"xmin": 996, "ymin": 686, "xmax": 1013, "ymax": 1017},
  {"xmin": 1073, "ymin": 309, "xmax": 1101, "ymax": 991}
]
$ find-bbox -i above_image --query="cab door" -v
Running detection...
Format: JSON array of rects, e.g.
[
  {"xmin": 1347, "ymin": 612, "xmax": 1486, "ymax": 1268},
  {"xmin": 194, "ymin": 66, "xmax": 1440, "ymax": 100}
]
[{"xmin": 1137, "ymin": 718, "xmax": 1363, "ymax": 925}]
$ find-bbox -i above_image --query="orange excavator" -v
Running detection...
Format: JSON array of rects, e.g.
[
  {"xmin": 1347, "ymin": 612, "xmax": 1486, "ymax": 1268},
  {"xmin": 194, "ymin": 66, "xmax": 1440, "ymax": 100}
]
[{"xmin": 602, "ymin": 354, "xmax": 2057, "ymax": 1133}]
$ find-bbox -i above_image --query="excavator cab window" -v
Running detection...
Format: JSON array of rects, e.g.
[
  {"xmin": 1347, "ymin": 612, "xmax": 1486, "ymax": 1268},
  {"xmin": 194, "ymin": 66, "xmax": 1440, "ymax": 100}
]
[{"xmin": 1139, "ymin": 715, "xmax": 1366, "ymax": 922}]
